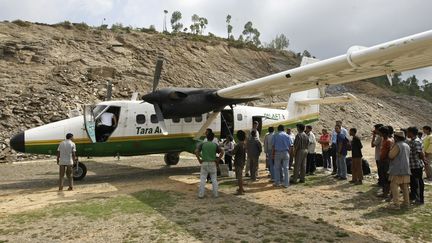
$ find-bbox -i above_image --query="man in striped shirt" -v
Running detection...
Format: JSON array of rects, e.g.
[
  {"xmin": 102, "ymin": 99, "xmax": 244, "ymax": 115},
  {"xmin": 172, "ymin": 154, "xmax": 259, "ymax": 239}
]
[{"xmin": 407, "ymin": 127, "xmax": 425, "ymax": 204}]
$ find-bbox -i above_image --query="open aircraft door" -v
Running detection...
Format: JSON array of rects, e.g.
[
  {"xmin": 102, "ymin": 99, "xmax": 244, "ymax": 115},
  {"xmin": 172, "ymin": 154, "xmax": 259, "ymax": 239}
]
[{"xmin": 83, "ymin": 105, "xmax": 97, "ymax": 143}]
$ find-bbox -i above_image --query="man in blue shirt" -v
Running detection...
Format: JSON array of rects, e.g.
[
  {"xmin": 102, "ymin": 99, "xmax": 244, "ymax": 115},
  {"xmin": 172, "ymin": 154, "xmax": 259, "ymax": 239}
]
[
  {"xmin": 331, "ymin": 121, "xmax": 348, "ymax": 175},
  {"xmin": 335, "ymin": 124, "xmax": 348, "ymax": 180},
  {"xmin": 272, "ymin": 125, "xmax": 293, "ymax": 187}
]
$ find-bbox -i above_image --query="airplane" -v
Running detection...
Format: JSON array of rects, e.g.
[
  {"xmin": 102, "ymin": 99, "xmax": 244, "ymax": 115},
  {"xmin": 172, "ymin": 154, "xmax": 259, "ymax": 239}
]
[{"xmin": 9, "ymin": 30, "xmax": 432, "ymax": 181}]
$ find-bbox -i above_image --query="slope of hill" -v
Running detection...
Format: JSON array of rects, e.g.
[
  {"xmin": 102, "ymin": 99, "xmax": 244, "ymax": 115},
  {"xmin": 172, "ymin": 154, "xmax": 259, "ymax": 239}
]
[{"xmin": 1, "ymin": 21, "xmax": 431, "ymax": 161}]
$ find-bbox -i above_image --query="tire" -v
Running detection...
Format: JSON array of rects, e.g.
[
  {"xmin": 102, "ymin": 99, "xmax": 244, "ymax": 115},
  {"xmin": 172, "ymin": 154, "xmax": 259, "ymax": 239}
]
[
  {"xmin": 73, "ymin": 162, "xmax": 87, "ymax": 181},
  {"xmin": 164, "ymin": 152, "xmax": 180, "ymax": 166}
]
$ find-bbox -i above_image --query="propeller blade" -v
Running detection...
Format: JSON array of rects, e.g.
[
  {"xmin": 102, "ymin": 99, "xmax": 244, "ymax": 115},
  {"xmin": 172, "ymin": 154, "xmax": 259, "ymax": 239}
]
[
  {"xmin": 153, "ymin": 59, "xmax": 164, "ymax": 92},
  {"xmin": 154, "ymin": 104, "xmax": 168, "ymax": 135}
]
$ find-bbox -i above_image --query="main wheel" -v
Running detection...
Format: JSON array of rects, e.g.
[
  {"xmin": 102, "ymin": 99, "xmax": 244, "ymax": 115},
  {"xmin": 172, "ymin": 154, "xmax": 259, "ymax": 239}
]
[
  {"xmin": 73, "ymin": 162, "xmax": 87, "ymax": 181},
  {"xmin": 164, "ymin": 152, "xmax": 180, "ymax": 166}
]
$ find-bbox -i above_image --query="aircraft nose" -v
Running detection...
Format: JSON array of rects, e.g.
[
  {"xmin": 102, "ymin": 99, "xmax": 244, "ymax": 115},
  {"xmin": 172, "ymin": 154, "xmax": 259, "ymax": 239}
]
[{"xmin": 10, "ymin": 132, "xmax": 25, "ymax": 153}]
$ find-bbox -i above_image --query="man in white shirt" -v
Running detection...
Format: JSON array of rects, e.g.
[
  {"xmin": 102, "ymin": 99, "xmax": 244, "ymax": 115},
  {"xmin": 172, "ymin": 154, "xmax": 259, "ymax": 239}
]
[
  {"xmin": 97, "ymin": 111, "xmax": 117, "ymax": 142},
  {"xmin": 57, "ymin": 133, "xmax": 77, "ymax": 191},
  {"xmin": 306, "ymin": 125, "xmax": 317, "ymax": 175}
]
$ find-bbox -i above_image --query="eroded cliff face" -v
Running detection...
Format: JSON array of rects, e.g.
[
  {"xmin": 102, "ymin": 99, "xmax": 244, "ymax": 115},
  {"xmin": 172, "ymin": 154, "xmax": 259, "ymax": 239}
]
[{"xmin": 1, "ymin": 22, "xmax": 431, "ymax": 161}]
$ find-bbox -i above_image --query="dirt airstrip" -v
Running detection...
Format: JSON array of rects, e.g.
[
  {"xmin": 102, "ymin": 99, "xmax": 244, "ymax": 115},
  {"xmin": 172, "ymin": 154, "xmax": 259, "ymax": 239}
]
[{"xmin": 0, "ymin": 147, "xmax": 431, "ymax": 243}]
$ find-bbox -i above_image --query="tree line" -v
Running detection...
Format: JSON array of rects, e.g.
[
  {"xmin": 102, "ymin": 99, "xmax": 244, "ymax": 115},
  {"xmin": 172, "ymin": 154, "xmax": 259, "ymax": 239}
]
[
  {"xmin": 164, "ymin": 10, "xmax": 289, "ymax": 51},
  {"xmin": 371, "ymin": 73, "xmax": 432, "ymax": 103}
]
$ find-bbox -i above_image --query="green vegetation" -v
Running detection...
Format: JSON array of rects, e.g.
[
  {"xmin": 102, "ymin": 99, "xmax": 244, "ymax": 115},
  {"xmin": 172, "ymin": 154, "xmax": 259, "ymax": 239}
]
[
  {"xmin": 12, "ymin": 19, "xmax": 30, "ymax": 27},
  {"xmin": 190, "ymin": 14, "xmax": 208, "ymax": 35},
  {"xmin": 371, "ymin": 73, "xmax": 432, "ymax": 103},
  {"xmin": 266, "ymin": 34, "xmax": 289, "ymax": 50},
  {"xmin": 5, "ymin": 190, "xmax": 178, "ymax": 224},
  {"xmin": 55, "ymin": 20, "xmax": 73, "ymax": 29},
  {"xmin": 242, "ymin": 21, "xmax": 261, "ymax": 47},
  {"xmin": 73, "ymin": 22, "xmax": 89, "ymax": 31},
  {"xmin": 226, "ymin": 14, "xmax": 233, "ymax": 39},
  {"xmin": 170, "ymin": 11, "xmax": 183, "ymax": 33}
]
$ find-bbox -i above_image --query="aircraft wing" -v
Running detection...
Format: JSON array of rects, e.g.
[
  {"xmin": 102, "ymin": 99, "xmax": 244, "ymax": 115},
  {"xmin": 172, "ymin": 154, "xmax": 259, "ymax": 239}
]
[{"xmin": 216, "ymin": 30, "xmax": 432, "ymax": 99}]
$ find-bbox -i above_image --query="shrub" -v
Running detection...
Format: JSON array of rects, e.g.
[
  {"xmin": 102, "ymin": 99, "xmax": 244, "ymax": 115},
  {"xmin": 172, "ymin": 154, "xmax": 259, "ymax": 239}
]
[
  {"xmin": 12, "ymin": 19, "xmax": 30, "ymax": 27},
  {"xmin": 73, "ymin": 22, "xmax": 89, "ymax": 31},
  {"xmin": 55, "ymin": 21, "xmax": 73, "ymax": 29}
]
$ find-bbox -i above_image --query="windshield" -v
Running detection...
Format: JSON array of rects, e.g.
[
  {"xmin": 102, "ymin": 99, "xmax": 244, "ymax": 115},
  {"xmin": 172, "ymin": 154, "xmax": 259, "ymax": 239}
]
[{"xmin": 92, "ymin": 105, "xmax": 108, "ymax": 119}]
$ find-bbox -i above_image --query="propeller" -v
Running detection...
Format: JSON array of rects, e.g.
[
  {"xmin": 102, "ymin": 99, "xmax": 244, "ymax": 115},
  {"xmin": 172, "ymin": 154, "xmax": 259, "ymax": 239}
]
[{"xmin": 147, "ymin": 58, "xmax": 168, "ymax": 135}]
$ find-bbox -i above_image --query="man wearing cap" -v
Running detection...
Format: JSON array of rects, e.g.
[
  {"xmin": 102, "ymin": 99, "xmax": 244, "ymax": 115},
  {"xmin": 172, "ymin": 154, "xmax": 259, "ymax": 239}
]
[
  {"xmin": 57, "ymin": 133, "xmax": 77, "ymax": 191},
  {"xmin": 388, "ymin": 130, "xmax": 411, "ymax": 208}
]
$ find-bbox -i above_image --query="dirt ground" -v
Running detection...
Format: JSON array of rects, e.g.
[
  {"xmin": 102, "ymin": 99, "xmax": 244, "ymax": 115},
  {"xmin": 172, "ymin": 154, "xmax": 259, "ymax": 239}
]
[{"xmin": 1, "ymin": 145, "xmax": 431, "ymax": 243}]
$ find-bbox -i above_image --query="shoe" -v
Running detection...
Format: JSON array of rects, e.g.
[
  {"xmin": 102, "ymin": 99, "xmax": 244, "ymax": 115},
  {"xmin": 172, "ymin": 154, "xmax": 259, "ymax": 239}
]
[
  {"xmin": 299, "ymin": 180, "xmax": 305, "ymax": 183},
  {"xmin": 355, "ymin": 181, "xmax": 363, "ymax": 185},
  {"xmin": 198, "ymin": 196, "xmax": 204, "ymax": 199},
  {"xmin": 333, "ymin": 175, "xmax": 340, "ymax": 179},
  {"xmin": 67, "ymin": 187, "xmax": 73, "ymax": 191},
  {"xmin": 349, "ymin": 180, "xmax": 355, "ymax": 183},
  {"xmin": 331, "ymin": 171, "xmax": 337, "ymax": 175},
  {"xmin": 234, "ymin": 191, "xmax": 245, "ymax": 195},
  {"xmin": 290, "ymin": 180, "xmax": 297, "ymax": 184},
  {"xmin": 282, "ymin": 185, "xmax": 289, "ymax": 188},
  {"xmin": 245, "ymin": 173, "xmax": 250, "ymax": 177},
  {"xmin": 337, "ymin": 177, "xmax": 347, "ymax": 180},
  {"xmin": 273, "ymin": 184, "xmax": 281, "ymax": 187}
]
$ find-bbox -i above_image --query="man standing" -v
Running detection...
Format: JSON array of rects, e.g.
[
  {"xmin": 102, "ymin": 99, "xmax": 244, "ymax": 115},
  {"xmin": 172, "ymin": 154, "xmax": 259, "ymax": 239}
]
[
  {"xmin": 422, "ymin": 126, "xmax": 432, "ymax": 181},
  {"xmin": 335, "ymin": 124, "xmax": 348, "ymax": 180},
  {"xmin": 287, "ymin": 128, "xmax": 295, "ymax": 170},
  {"xmin": 247, "ymin": 131, "xmax": 262, "ymax": 181},
  {"xmin": 195, "ymin": 132, "xmax": 224, "ymax": 198},
  {"xmin": 378, "ymin": 126, "xmax": 393, "ymax": 198},
  {"xmin": 305, "ymin": 125, "xmax": 316, "ymax": 175},
  {"xmin": 264, "ymin": 127, "xmax": 275, "ymax": 180},
  {"xmin": 272, "ymin": 125, "xmax": 293, "ymax": 188},
  {"xmin": 245, "ymin": 121, "xmax": 260, "ymax": 177},
  {"xmin": 57, "ymin": 133, "xmax": 77, "ymax": 191},
  {"xmin": 291, "ymin": 124, "xmax": 309, "ymax": 184},
  {"xmin": 233, "ymin": 130, "xmax": 247, "ymax": 195},
  {"xmin": 331, "ymin": 121, "xmax": 348, "ymax": 175},
  {"xmin": 371, "ymin": 124, "xmax": 384, "ymax": 187},
  {"xmin": 349, "ymin": 128, "xmax": 363, "ymax": 185},
  {"xmin": 407, "ymin": 127, "xmax": 425, "ymax": 204},
  {"xmin": 388, "ymin": 130, "xmax": 411, "ymax": 208},
  {"xmin": 319, "ymin": 129, "xmax": 331, "ymax": 170}
]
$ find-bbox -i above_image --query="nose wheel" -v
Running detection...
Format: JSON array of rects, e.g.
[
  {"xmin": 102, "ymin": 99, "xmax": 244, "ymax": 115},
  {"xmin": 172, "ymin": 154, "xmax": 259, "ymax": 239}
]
[
  {"xmin": 73, "ymin": 162, "xmax": 87, "ymax": 181},
  {"xmin": 164, "ymin": 152, "xmax": 180, "ymax": 166}
]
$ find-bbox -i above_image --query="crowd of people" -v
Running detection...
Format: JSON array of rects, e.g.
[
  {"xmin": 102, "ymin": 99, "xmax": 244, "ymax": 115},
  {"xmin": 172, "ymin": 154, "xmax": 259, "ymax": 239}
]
[{"xmin": 194, "ymin": 121, "xmax": 432, "ymax": 209}]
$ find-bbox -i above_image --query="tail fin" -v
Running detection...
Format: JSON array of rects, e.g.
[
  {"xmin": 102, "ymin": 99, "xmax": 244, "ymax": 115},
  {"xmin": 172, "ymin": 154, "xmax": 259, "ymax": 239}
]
[{"xmin": 286, "ymin": 57, "xmax": 321, "ymax": 120}]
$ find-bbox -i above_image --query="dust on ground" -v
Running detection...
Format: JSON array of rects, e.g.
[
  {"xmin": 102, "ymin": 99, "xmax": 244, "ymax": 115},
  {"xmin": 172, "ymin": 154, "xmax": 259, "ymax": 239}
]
[{"xmin": 1, "ymin": 146, "xmax": 431, "ymax": 243}]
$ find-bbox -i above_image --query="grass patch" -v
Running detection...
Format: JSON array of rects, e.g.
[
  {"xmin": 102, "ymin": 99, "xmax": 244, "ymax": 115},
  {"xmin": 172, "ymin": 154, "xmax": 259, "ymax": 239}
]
[
  {"xmin": 4, "ymin": 190, "xmax": 178, "ymax": 224},
  {"xmin": 335, "ymin": 231, "xmax": 350, "ymax": 238},
  {"xmin": 12, "ymin": 19, "xmax": 31, "ymax": 27}
]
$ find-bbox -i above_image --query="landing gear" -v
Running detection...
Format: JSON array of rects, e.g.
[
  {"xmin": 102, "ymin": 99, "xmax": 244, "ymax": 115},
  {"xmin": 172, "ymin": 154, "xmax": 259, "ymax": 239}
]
[
  {"xmin": 73, "ymin": 162, "xmax": 87, "ymax": 181},
  {"xmin": 164, "ymin": 152, "xmax": 180, "ymax": 166}
]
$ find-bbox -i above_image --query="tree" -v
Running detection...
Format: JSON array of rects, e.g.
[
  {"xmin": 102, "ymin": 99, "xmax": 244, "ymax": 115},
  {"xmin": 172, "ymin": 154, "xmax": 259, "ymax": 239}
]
[
  {"xmin": 238, "ymin": 34, "xmax": 244, "ymax": 42},
  {"xmin": 242, "ymin": 21, "xmax": 261, "ymax": 46},
  {"xmin": 163, "ymin": 10, "xmax": 168, "ymax": 32},
  {"xmin": 226, "ymin": 14, "xmax": 233, "ymax": 39},
  {"xmin": 268, "ymin": 34, "xmax": 289, "ymax": 50},
  {"xmin": 170, "ymin": 11, "xmax": 183, "ymax": 33},
  {"xmin": 190, "ymin": 14, "xmax": 208, "ymax": 35}
]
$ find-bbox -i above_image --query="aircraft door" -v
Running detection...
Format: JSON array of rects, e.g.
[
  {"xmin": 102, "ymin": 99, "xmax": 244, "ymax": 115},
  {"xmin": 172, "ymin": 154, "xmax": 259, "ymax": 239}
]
[
  {"xmin": 83, "ymin": 105, "xmax": 97, "ymax": 143},
  {"xmin": 220, "ymin": 110, "xmax": 234, "ymax": 140}
]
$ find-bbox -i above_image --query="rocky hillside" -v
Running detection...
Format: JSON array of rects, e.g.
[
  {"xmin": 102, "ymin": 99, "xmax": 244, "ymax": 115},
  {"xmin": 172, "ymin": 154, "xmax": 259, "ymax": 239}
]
[{"xmin": 1, "ymin": 21, "xmax": 431, "ymax": 161}]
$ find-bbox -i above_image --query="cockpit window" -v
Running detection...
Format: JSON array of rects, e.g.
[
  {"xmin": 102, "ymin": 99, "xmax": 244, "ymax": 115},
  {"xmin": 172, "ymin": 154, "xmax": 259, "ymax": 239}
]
[{"xmin": 93, "ymin": 105, "xmax": 108, "ymax": 119}]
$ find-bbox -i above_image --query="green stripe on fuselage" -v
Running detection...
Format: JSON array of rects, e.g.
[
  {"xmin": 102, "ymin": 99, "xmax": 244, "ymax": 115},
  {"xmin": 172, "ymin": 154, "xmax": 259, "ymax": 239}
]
[{"xmin": 24, "ymin": 117, "xmax": 319, "ymax": 157}]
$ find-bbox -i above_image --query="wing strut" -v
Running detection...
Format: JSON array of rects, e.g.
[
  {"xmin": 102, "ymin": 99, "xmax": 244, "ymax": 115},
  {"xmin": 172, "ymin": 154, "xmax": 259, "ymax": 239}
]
[{"xmin": 193, "ymin": 111, "xmax": 220, "ymax": 140}]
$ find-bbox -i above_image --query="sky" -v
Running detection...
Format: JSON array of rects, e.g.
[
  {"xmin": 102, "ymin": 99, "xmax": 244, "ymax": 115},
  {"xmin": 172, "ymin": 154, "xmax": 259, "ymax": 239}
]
[{"xmin": 1, "ymin": 0, "xmax": 431, "ymax": 82}]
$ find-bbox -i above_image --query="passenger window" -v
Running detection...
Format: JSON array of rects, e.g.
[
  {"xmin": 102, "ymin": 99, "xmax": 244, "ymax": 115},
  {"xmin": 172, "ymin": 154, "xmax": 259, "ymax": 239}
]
[
  {"xmin": 172, "ymin": 117, "xmax": 180, "ymax": 123},
  {"xmin": 150, "ymin": 114, "xmax": 158, "ymax": 123},
  {"xmin": 195, "ymin": 115, "xmax": 202, "ymax": 122},
  {"xmin": 237, "ymin": 114, "xmax": 243, "ymax": 121},
  {"xmin": 184, "ymin": 117, "xmax": 192, "ymax": 123},
  {"xmin": 136, "ymin": 114, "xmax": 146, "ymax": 124}
]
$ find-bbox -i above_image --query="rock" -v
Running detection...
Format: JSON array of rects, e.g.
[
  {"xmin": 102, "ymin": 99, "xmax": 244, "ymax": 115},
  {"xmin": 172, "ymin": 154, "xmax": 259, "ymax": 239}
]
[{"xmin": 377, "ymin": 103, "xmax": 384, "ymax": 108}]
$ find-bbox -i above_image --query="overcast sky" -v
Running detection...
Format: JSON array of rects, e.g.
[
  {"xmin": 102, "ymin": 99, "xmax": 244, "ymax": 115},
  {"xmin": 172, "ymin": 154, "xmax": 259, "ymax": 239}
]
[{"xmin": 1, "ymin": 0, "xmax": 431, "ymax": 81}]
